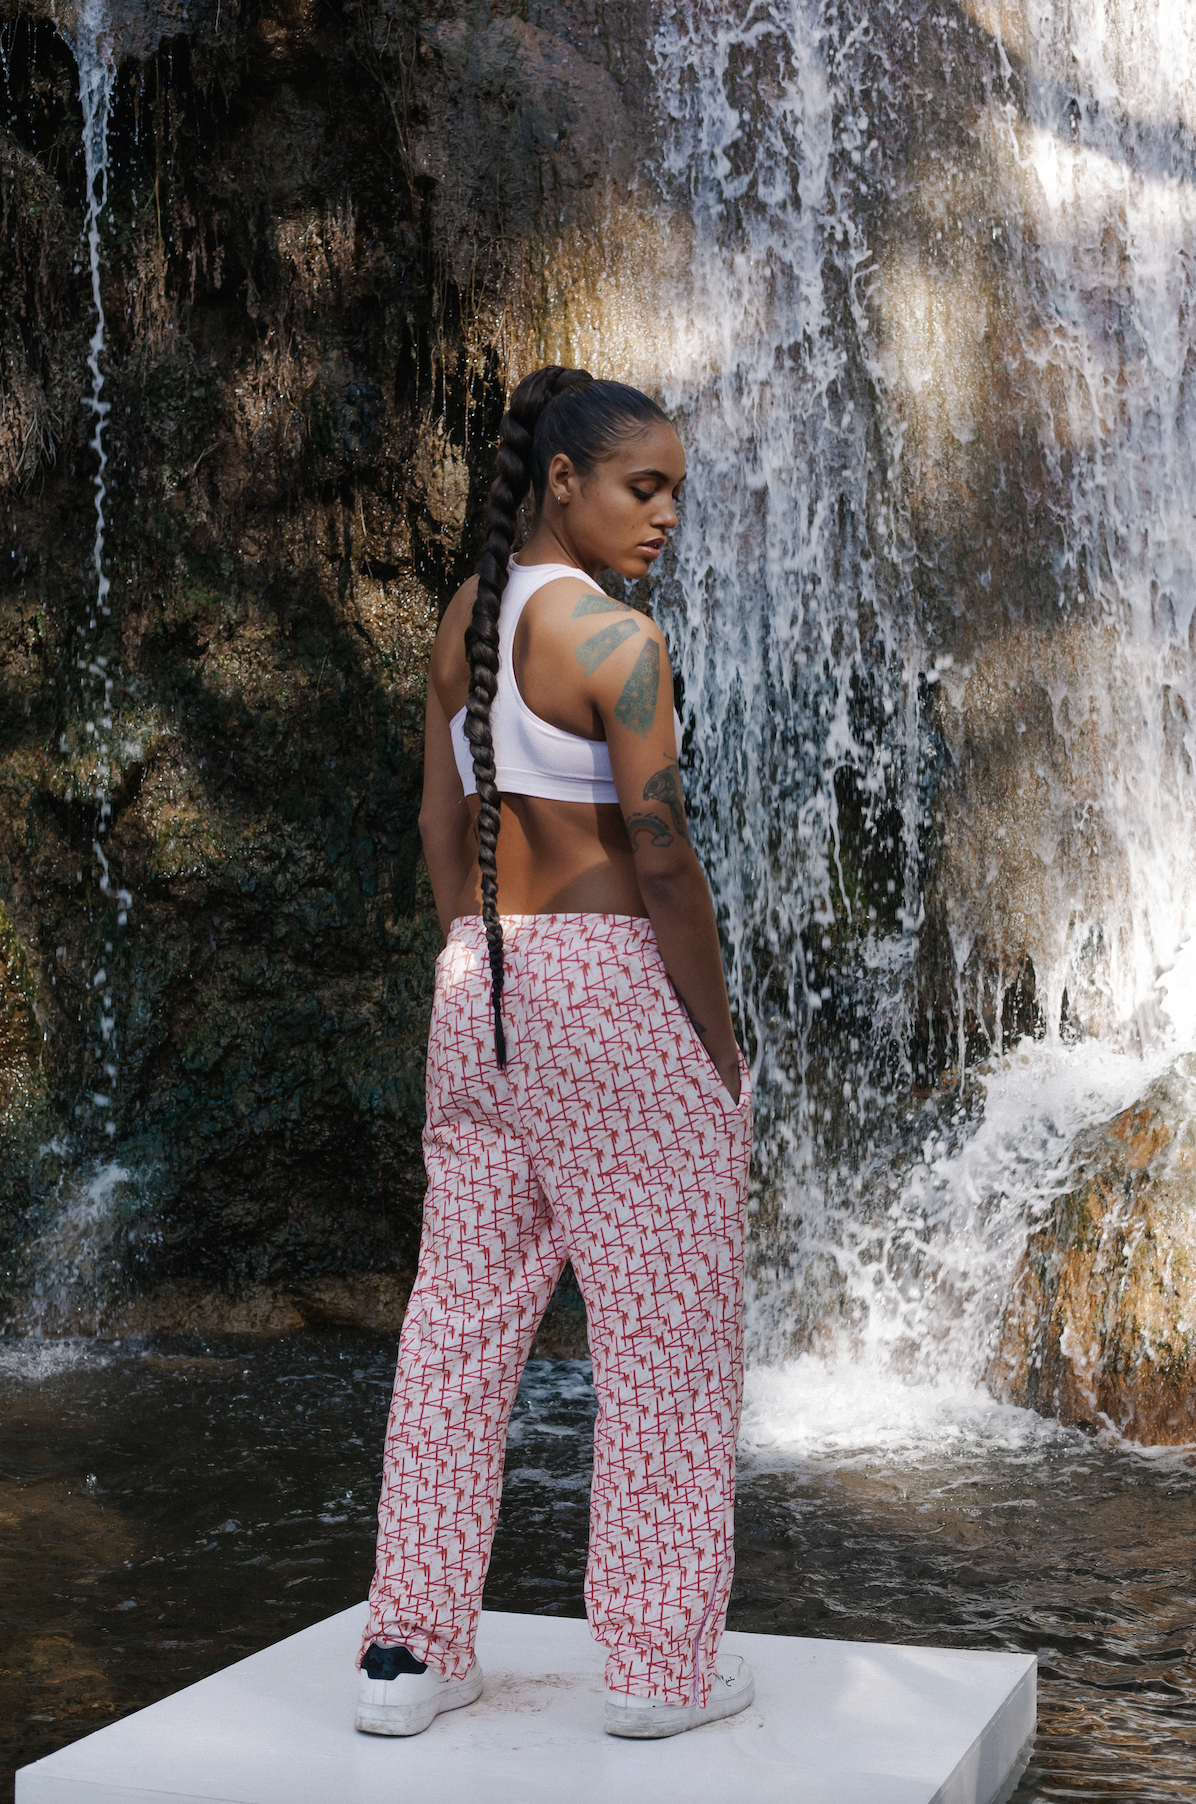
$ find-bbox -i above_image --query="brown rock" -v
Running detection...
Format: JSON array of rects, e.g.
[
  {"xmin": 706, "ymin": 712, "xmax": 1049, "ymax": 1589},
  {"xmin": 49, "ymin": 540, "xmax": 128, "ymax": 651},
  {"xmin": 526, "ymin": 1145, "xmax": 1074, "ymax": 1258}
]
[
  {"xmin": 288, "ymin": 1271, "xmax": 413, "ymax": 1333},
  {"xmin": 1, "ymin": 1265, "xmax": 595, "ymax": 1353},
  {"xmin": 990, "ymin": 1055, "xmax": 1196, "ymax": 1444},
  {"xmin": 2, "ymin": 1271, "xmax": 414, "ymax": 1336}
]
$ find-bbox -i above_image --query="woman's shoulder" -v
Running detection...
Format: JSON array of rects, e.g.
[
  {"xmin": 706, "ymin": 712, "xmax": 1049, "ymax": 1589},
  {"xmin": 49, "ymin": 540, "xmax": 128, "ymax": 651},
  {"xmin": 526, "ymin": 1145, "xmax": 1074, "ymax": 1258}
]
[
  {"xmin": 439, "ymin": 575, "xmax": 479, "ymax": 632},
  {"xmin": 522, "ymin": 572, "xmax": 605, "ymax": 608},
  {"xmin": 428, "ymin": 578, "xmax": 478, "ymax": 711},
  {"xmin": 519, "ymin": 576, "xmax": 669, "ymax": 685},
  {"xmin": 523, "ymin": 577, "xmax": 660, "ymax": 642}
]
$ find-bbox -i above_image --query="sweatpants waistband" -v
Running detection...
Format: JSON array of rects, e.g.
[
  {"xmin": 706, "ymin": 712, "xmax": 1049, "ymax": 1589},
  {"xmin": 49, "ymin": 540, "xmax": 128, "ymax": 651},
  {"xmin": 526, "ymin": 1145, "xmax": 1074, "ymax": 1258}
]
[{"xmin": 445, "ymin": 912, "xmax": 658, "ymax": 959}]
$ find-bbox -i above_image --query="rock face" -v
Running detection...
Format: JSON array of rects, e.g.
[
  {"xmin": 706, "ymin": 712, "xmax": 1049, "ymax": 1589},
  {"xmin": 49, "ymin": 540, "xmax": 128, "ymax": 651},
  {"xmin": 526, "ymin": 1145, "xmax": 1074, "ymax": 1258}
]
[
  {"xmin": 991, "ymin": 1057, "xmax": 1196, "ymax": 1445},
  {"xmin": 0, "ymin": 0, "xmax": 648, "ymax": 1330}
]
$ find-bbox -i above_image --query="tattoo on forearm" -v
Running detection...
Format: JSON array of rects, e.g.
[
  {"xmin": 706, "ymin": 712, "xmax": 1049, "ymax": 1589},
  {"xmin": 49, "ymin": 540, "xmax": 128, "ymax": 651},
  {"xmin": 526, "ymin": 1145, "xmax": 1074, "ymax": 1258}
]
[
  {"xmin": 642, "ymin": 758, "xmax": 689, "ymax": 840},
  {"xmin": 675, "ymin": 990, "xmax": 709, "ymax": 1036},
  {"xmin": 613, "ymin": 638, "xmax": 660, "ymax": 736},
  {"xmin": 576, "ymin": 618, "xmax": 640, "ymax": 675},
  {"xmin": 572, "ymin": 593, "xmax": 632, "ymax": 618},
  {"xmin": 625, "ymin": 811, "xmax": 675, "ymax": 851}
]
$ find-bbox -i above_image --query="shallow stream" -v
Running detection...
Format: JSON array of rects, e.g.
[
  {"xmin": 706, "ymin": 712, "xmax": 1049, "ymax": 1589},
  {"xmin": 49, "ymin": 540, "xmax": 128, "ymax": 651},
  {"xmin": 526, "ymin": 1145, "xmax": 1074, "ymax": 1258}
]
[{"xmin": 3, "ymin": 1334, "xmax": 1194, "ymax": 1800}]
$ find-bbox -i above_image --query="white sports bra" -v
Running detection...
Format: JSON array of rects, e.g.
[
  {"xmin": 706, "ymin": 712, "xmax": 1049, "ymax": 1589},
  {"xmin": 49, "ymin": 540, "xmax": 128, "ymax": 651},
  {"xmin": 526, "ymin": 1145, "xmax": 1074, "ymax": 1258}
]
[{"xmin": 450, "ymin": 560, "xmax": 682, "ymax": 805}]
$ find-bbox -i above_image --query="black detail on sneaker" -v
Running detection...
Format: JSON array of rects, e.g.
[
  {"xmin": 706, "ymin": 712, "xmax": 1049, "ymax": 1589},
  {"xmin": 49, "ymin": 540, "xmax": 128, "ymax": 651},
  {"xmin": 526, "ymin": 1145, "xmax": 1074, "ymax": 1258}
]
[{"xmin": 363, "ymin": 1643, "xmax": 428, "ymax": 1679}]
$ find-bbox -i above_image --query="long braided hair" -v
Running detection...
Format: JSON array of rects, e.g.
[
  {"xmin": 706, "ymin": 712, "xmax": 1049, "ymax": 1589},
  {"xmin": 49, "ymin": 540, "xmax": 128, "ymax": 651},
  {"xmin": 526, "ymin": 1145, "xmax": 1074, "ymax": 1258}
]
[{"xmin": 465, "ymin": 365, "xmax": 671, "ymax": 1067}]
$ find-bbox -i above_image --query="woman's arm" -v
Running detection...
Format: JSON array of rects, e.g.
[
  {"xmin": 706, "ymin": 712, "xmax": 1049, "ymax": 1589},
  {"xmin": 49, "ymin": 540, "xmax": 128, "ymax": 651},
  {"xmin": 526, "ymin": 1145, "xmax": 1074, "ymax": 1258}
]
[
  {"xmin": 587, "ymin": 614, "xmax": 741, "ymax": 1101},
  {"xmin": 418, "ymin": 682, "xmax": 476, "ymax": 937},
  {"xmin": 631, "ymin": 822, "xmax": 742, "ymax": 1101}
]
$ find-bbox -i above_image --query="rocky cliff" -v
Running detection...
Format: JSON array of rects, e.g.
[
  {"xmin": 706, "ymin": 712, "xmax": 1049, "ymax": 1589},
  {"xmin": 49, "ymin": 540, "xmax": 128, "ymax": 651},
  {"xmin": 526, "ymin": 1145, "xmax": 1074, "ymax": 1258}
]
[{"xmin": 0, "ymin": 0, "xmax": 646, "ymax": 1331}]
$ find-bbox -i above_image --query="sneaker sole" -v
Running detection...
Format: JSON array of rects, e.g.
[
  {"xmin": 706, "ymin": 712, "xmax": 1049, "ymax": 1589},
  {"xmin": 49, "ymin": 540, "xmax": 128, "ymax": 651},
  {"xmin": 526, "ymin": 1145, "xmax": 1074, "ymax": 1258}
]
[
  {"xmin": 604, "ymin": 1673, "xmax": 755, "ymax": 1740},
  {"xmin": 355, "ymin": 1662, "xmax": 483, "ymax": 1736}
]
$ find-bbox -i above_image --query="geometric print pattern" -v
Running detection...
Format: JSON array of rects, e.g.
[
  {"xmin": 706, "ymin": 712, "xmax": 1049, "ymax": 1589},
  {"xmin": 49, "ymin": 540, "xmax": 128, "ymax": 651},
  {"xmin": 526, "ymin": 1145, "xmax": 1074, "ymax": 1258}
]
[{"xmin": 361, "ymin": 912, "xmax": 752, "ymax": 1708}]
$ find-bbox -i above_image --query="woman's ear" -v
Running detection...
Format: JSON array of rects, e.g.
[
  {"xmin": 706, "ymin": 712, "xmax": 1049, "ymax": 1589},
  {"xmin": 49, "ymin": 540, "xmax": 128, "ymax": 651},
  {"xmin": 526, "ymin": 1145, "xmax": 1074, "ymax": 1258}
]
[{"xmin": 545, "ymin": 452, "xmax": 578, "ymax": 506}]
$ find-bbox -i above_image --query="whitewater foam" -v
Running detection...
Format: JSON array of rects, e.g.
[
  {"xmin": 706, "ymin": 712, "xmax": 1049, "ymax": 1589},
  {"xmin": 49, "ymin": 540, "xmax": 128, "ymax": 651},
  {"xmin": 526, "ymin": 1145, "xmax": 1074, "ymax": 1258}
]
[
  {"xmin": 740, "ymin": 1356, "xmax": 1075, "ymax": 1467},
  {"xmin": 0, "ymin": 1337, "xmax": 109, "ymax": 1383}
]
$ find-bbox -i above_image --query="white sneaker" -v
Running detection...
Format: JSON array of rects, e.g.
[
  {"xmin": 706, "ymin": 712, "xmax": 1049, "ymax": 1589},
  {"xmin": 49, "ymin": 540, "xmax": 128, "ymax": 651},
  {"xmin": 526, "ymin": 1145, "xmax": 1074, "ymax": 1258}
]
[
  {"xmin": 354, "ymin": 1647, "xmax": 483, "ymax": 1736},
  {"xmin": 604, "ymin": 1653, "xmax": 755, "ymax": 1739}
]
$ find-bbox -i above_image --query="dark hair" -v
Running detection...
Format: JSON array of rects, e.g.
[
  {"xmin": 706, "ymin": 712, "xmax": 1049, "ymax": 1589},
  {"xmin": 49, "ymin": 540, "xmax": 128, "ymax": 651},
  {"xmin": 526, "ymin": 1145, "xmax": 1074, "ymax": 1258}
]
[{"xmin": 465, "ymin": 366, "xmax": 671, "ymax": 1067}]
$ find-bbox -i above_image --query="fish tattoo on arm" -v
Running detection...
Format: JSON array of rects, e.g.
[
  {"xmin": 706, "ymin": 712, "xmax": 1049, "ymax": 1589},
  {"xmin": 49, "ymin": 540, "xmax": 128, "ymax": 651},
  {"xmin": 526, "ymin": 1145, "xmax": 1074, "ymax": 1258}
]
[
  {"xmin": 624, "ymin": 758, "xmax": 690, "ymax": 854},
  {"xmin": 674, "ymin": 991, "xmax": 709, "ymax": 1036},
  {"xmin": 641, "ymin": 757, "xmax": 689, "ymax": 840}
]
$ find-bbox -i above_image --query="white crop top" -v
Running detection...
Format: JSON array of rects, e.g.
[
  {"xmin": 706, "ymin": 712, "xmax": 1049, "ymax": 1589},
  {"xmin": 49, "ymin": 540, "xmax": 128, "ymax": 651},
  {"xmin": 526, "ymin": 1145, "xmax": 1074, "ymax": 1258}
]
[{"xmin": 450, "ymin": 560, "xmax": 682, "ymax": 805}]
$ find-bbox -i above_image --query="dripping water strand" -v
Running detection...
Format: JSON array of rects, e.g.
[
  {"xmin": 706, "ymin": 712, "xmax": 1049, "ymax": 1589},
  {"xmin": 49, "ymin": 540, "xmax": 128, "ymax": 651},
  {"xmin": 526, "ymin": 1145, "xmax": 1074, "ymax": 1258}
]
[
  {"xmin": 78, "ymin": 0, "xmax": 114, "ymax": 634},
  {"xmin": 17, "ymin": 0, "xmax": 142, "ymax": 1329},
  {"xmin": 67, "ymin": 0, "xmax": 132, "ymax": 1149}
]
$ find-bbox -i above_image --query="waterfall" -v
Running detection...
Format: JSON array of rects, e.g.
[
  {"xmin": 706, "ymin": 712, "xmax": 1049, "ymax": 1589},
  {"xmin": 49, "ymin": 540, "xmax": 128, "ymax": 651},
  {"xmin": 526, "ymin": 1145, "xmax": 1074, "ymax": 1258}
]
[
  {"xmin": 625, "ymin": 0, "xmax": 1196, "ymax": 1397},
  {"xmin": 645, "ymin": 0, "xmax": 904, "ymax": 1358}
]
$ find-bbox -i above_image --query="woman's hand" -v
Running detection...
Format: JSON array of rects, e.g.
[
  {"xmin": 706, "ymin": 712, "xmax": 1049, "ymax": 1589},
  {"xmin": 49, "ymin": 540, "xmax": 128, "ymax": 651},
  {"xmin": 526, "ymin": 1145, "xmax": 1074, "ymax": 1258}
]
[
  {"xmin": 637, "ymin": 849, "xmax": 742, "ymax": 1102},
  {"xmin": 711, "ymin": 1046, "xmax": 743, "ymax": 1104}
]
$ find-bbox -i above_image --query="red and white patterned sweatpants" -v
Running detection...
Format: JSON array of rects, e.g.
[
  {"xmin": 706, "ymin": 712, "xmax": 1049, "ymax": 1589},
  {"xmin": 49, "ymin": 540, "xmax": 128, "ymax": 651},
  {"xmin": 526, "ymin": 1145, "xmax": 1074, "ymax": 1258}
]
[{"xmin": 362, "ymin": 912, "xmax": 751, "ymax": 1707}]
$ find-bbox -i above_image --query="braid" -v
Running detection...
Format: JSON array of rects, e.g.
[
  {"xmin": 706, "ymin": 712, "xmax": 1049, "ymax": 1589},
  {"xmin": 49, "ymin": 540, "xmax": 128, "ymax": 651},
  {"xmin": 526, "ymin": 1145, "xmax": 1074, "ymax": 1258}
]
[{"xmin": 465, "ymin": 365, "xmax": 593, "ymax": 1067}]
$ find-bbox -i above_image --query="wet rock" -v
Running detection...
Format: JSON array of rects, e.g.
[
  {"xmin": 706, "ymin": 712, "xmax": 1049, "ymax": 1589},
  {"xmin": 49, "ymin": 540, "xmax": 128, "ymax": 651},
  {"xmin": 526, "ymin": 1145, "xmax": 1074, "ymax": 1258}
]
[
  {"xmin": 2, "ymin": 1269, "xmax": 416, "ymax": 1335},
  {"xmin": 0, "ymin": 1258, "xmax": 587, "ymax": 1349},
  {"xmin": 0, "ymin": 0, "xmax": 654, "ymax": 1328},
  {"xmin": 991, "ymin": 1056, "xmax": 1196, "ymax": 1445},
  {"xmin": 0, "ymin": 1261, "xmax": 586, "ymax": 1345}
]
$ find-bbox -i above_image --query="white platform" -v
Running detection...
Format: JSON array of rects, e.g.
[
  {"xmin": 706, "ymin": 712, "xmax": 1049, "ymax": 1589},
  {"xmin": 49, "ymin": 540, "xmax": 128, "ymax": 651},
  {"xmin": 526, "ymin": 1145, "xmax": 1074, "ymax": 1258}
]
[{"xmin": 16, "ymin": 1605, "xmax": 1035, "ymax": 1804}]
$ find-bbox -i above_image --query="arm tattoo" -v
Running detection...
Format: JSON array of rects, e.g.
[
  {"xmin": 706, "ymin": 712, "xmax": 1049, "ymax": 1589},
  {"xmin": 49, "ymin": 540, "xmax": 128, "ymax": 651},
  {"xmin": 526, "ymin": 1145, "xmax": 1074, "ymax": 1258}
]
[
  {"xmin": 613, "ymin": 638, "xmax": 660, "ymax": 736},
  {"xmin": 576, "ymin": 617, "xmax": 640, "ymax": 675},
  {"xmin": 572, "ymin": 593, "xmax": 632, "ymax": 618},
  {"xmin": 642, "ymin": 758, "xmax": 689, "ymax": 840},
  {"xmin": 675, "ymin": 990, "xmax": 709, "ymax": 1036},
  {"xmin": 625, "ymin": 811, "xmax": 675, "ymax": 851}
]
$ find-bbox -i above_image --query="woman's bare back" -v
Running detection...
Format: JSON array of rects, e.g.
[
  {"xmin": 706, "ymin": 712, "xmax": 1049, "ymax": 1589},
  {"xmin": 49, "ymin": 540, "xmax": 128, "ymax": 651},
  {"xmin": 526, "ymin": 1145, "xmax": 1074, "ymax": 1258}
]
[{"xmin": 425, "ymin": 573, "xmax": 657, "ymax": 920}]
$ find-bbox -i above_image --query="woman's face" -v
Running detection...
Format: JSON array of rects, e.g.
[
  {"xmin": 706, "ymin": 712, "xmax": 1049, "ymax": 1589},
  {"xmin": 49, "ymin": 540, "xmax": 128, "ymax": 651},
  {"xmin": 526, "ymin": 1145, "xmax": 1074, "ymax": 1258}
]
[{"xmin": 543, "ymin": 419, "xmax": 687, "ymax": 579}]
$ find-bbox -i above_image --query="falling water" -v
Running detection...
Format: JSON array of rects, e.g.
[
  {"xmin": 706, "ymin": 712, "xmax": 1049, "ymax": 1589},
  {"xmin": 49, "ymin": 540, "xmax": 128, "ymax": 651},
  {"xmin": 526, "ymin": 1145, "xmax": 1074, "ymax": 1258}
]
[
  {"xmin": 622, "ymin": 0, "xmax": 1196, "ymax": 1402},
  {"xmin": 641, "ymin": 0, "xmax": 930, "ymax": 1367},
  {"xmin": 78, "ymin": 0, "xmax": 114, "ymax": 638},
  {"xmin": 66, "ymin": 0, "xmax": 132, "ymax": 1152},
  {"xmin": 13, "ymin": 0, "xmax": 141, "ymax": 1330}
]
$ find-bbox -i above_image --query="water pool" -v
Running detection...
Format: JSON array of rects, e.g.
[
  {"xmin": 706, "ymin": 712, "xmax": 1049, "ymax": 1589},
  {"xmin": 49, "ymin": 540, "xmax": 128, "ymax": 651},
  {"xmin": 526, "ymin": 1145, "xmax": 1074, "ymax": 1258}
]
[{"xmin": 2, "ymin": 1334, "xmax": 1193, "ymax": 1800}]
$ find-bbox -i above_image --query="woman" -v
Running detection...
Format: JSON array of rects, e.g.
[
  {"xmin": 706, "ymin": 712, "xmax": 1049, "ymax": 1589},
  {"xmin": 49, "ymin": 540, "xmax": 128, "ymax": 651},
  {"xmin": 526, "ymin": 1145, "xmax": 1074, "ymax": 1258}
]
[{"xmin": 355, "ymin": 366, "xmax": 754, "ymax": 1742}]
